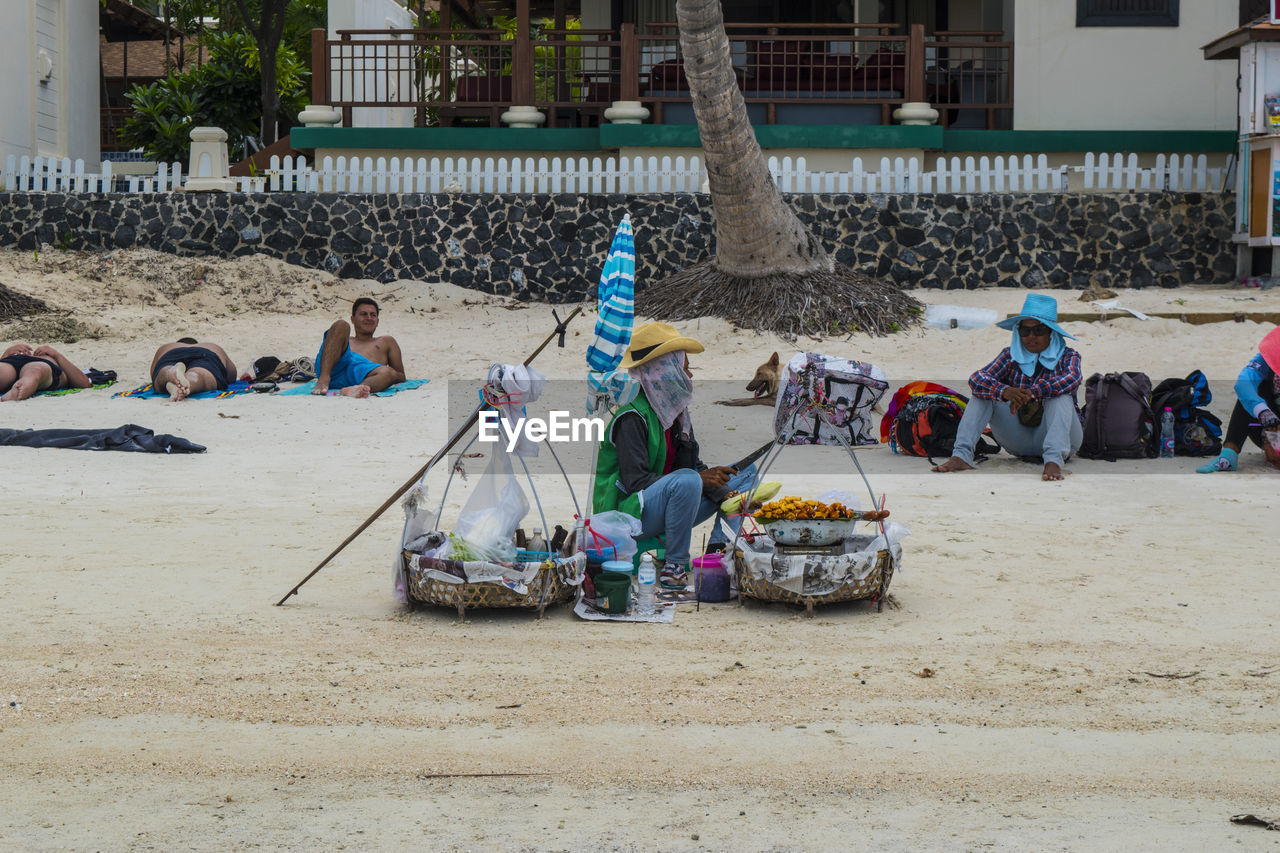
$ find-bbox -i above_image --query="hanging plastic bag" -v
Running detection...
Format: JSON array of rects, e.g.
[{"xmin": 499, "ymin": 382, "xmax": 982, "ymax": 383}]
[
  {"xmin": 451, "ymin": 448, "xmax": 530, "ymax": 563},
  {"xmin": 584, "ymin": 510, "xmax": 641, "ymax": 559}
]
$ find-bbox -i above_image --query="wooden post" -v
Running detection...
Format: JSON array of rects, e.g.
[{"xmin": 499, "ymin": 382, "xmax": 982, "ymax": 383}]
[
  {"xmin": 310, "ymin": 28, "xmax": 326, "ymax": 105},
  {"xmin": 514, "ymin": 0, "xmax": 535, "ymax": 104},
  {"xmin": 906, "ymin": 23, "xmax": 924, "ymax": 105},
  {"xmin": 620, "ymin": 23, "xmax": 638, "ymax": 101}
]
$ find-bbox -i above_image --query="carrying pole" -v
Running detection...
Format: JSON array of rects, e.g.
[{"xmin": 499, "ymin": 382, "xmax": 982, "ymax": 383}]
[{"xmin": 275, "ymin": 307, "xmax": 582, "ymax": 605}]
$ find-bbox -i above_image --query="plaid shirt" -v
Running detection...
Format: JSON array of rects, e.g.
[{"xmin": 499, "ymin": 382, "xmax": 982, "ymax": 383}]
[{"xmin": 969, "ymin": 347, "xmax": 1082, "ymax": 402}]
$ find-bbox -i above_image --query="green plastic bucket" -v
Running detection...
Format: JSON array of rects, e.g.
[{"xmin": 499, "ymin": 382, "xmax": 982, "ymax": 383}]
[{"xmin": 594, "ymin": 570, "xmax": 632, "ymax": 613}]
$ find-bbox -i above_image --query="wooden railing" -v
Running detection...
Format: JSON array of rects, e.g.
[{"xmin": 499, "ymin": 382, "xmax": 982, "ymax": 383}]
[
  {"xmin": 312, "ymin": 24, "xmax": 1013, "ymax": 129},
  {"xmin": 100, "ymin": 107, "xmax": 134, "ymax": 151}
]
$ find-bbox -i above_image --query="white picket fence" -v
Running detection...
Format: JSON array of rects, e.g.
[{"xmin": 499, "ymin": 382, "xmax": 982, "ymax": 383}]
[{"xmin": 3, "ymin": 151, "xmax": 1227, "ymax": 195}]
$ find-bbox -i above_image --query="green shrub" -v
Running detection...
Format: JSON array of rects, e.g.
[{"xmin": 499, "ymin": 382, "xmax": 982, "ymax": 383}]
[{"xmin": 119, "ymin": 31, "xmax": 308, "ymax": 163}]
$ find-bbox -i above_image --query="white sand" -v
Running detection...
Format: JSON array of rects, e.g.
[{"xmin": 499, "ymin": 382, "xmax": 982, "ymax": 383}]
[{"xmin": 2, "ymin": 248, "xmax": 1279, "ymax": 850}]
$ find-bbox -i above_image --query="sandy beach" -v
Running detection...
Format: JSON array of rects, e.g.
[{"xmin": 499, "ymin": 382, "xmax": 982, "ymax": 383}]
[{"xmin": 2, "ymin": 247, "xmax": 1279, "ymax": 851}]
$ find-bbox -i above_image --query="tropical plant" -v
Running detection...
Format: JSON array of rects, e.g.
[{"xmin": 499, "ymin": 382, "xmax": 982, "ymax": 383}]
[
  {"xmin": 635, "ymin": 0, "xmax": 920, "ymax": 338},
  {"xmin": 119, "ymin": 30, "xmax": 307, "ymax": 163}
]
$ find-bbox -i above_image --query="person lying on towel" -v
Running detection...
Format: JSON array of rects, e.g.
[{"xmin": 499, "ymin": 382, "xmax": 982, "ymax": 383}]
[
  {"xmin": 933, "ymin": 293, "xmax": 1083, "ymax": 482},
  {"xmin": 1, "ymin": 343, "xmax": 92, "ymax": 401},
  {"xmin": 592, "ymin": 322, "xmax": 757, "ymax": 590},
  {"xmin": 149, "ymin": 338, "xmax": 237, "ymax": 401},
  {"xmin": 1197, "ymin": 326, "xmax": 1280, "ymax": 473},
  {"xmin": 313, "ymin": 297, "xmax": 405, "ymax": 398}
]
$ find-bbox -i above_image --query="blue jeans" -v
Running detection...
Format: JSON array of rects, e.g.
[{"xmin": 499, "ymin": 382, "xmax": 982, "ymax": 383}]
[
  {"xmin": 637, "ymin": 463, "xmax": 758, "ymax": 566},
  {"xmin": 952, "ymin": 394, "xmax": 1082, "ymax": 466}
]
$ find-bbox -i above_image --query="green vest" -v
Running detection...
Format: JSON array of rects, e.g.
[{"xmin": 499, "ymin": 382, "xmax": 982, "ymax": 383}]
[{"xmin": 593, "ymin": 393, "xmax": 666, "ymax": 518}]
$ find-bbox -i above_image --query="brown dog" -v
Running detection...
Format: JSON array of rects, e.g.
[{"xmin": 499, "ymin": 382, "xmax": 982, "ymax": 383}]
[{"xmin": 716, "ymin": 352, "xmax": 781, "ymax": 407}]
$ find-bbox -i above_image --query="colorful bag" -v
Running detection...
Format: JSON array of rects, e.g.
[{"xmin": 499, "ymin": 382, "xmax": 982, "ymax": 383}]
[
  {"xmin": 1150, "ymin": 370, "xmax": 1223, "ymax": 456},
  {"xmin": 881, "ymin": 381, "xmax": 999, "ymax": 460},
  {"xmin": 774, "ymin": 353, "xmax": 888, "ymax": 446}
]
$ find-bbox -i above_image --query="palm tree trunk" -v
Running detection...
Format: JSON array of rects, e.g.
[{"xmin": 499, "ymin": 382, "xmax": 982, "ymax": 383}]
[
  {"xmin": 675, "ymin": 0, "xmax": 829, "ymax": 276},
  {"xmin": 636, "ymin": 0, "xmax": 921, "ymax": 339}
]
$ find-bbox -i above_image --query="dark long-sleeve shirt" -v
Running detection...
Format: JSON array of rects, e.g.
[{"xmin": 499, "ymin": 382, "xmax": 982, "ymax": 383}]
[
  {"xmin": 968, "ymin": 347, "xmax": 1082, "ymax": 402},
  {"xmin": 611, "ymin": 410, "xmax": 714, "ymax": 497}
]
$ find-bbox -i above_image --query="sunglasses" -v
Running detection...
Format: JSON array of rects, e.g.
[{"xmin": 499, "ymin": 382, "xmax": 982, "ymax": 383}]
[{"xmin": 1017, "ymin": 323, "xmax": 1052, "ymax": 338}]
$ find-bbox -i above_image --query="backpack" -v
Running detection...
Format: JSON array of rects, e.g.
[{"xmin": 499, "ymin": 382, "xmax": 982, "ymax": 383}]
[
  {"xmin": 1150, "ymin": 370, "xmax": 1223, "ymax": 456},
  {"xmin": 1078, "ymin": 372, "xmax": 1155, "ymax": 460},
  {"xmin": 882, "ymin": 381, "xmax": 1000, "ymax": 460}
]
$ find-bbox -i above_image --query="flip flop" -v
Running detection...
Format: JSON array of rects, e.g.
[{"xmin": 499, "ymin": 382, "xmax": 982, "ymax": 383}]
[{"xmin": 719, "ymin": 481, "xmax": 782, "ymax": 515}]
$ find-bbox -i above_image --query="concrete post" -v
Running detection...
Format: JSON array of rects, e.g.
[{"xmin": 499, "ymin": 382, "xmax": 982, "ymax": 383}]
[{"xmin": 181, "ymin": 127, "xmax": 235, "ymax": 192}]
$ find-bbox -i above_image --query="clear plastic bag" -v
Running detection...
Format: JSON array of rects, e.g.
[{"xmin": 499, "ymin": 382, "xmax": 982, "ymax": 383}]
[
  {"xmin": 452, "ymin": 449, "xmax": 529, "ymax": 563},
  {"xmin": 584, "ymin": 510, "xmax": 641, "ymax": 559}
]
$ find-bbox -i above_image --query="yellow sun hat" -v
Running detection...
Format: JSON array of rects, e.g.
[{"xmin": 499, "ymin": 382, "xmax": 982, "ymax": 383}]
[{"xmin": 618, "ymin": 322, "xmax": 705, "ymax": 370}]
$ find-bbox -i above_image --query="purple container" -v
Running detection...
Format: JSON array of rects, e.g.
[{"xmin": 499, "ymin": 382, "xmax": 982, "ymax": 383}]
[{"xmin": 694, "ymin": 556, "xmax": 731, "ymax": 603}]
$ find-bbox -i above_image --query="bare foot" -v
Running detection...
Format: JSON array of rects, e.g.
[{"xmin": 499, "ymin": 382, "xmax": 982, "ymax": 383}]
[
  {"xmin": 1042, "ymin": 462, "xmax": 1064, "ymax": 481},
  {"xmin": 1, "ymin": 378, "xmax": 35, "ymax": 401},
  {"xmin": 931, "ymin": 456, "xmax": 973, "ymax": 473},
  {"xmin": 311, "ymin": 380, "xmax": 330, "ymax": 396},
  {"xmin": 164, "ymin": 363, "xmax": 191, "ymax": 401},
  {"xmin": 340, "ymin": 384, "xmax": 372, "ymax": 399}
]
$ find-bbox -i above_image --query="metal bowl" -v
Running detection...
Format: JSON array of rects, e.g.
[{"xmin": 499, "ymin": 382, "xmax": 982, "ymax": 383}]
[{"xmin": 761, "ymin": 517, "xmax": 858, "ymax": 546}]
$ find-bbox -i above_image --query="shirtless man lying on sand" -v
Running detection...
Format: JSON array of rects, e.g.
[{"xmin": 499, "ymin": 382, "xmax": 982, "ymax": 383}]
[
  {"xmin": 313, "ymin": 297, "xmax": 405, "ymax": 398},
  {"xmin": 149, "ymin": 339, "xmax": 237, "ymax": 401},
  {"xmin": 1, "ymin": 343, "xmax": 92, "ymax": 401}
]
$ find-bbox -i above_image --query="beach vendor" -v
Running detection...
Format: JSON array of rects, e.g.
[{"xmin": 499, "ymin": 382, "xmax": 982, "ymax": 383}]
[
  {"xmin": 1197, "ymin": 326, "xmax": 1280, "ymax": 472},
  {"xmin": 592, "ymin": 322, "xmax": 757, "ymax": 589},
  {"xmin": 149, "ymin": 339, "xmax": 237, "ymax": 401},
  {"xmin": 313, "ymin": 297, "xmax": 405, "ymax": 398},
  {"xmin": 933, "ymin": 293, "xmax": 1083, "ymax": 482},
  {"xmin": 1, "ymin": 343, "xmax": 92, "ymax": 401}
]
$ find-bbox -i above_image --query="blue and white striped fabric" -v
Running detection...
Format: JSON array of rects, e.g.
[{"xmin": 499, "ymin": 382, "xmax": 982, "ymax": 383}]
[
  {"xmin": 586, "ymin": 369, "xmax": 638, "ymax": 415},
  {"xmin": 586, "ymin": 214, "xmax": 635, "ymax": 374}
]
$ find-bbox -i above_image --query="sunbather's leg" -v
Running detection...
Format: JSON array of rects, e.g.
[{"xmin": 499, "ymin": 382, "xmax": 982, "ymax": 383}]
[
  {"xmin": 0, "ymin": 363, "xmax": 16, "ymax": 396},
  {"xmin": 154, "ymin": 363, "xmax": 191, "ymax": 400},
  {"xmin": 360, "ymin": 364, "xmax": 397, "ymax": 394},
  {"xmin": 1, "ymin": 361, "xmax": 54, "ymax": 401},
  {"xmin": 183, "ymin": 367, "xmax": 219, "ymax": 396},
  {"xmin": 313, "ymin": 321, "xmax": 351, "ymax": 395}
]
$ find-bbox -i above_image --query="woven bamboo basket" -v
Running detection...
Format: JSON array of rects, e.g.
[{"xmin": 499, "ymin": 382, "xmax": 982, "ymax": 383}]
[
  {"xmin": 734, "ymin": 548, "xmax": 894, "ymax": 615},
  {"xmin": 403, "ymin": 551, "xmax": 580, "ymax": 620}
]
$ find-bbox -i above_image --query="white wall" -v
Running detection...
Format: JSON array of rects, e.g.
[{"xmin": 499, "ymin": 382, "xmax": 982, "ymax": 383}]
[
  {"xmin": 328, "ymin": 0, "xmax": 416, "ymax": 128},
  {"xmin": 0, "ymin": 0, "xmax": 99, "ymax": 164},
  {"xmin": 1014, "ymin": 1, "xmax": 1237, "ymax": 131},
  {"xmin": 0, "ymin": 3, "xmax": 37, "ymax": 162}
]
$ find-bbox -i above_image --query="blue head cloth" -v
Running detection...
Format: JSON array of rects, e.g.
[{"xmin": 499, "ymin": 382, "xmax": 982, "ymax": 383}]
[{"xmin": 996, "ymin": 294, "xmax": 1075, "ymax": 377}]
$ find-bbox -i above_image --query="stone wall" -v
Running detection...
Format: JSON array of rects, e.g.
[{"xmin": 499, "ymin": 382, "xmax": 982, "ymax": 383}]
[{"xmin": 0, "ymin": 191, "xmax": 1237, "ymax": 299}]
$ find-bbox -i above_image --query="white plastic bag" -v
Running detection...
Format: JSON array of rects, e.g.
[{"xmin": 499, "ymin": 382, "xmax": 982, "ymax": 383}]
[
  {"xmin": 583, "ymin": 510, "xmax": 641, "ymax": 559},
  {"xmin": 452, "ymin": 449, "xmax": 529, "ymax": 563}
]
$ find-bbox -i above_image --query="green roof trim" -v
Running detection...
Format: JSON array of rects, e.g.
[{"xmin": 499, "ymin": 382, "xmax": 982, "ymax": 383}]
[
  {"xmin": 291, "ymin": 126, "xmax": 602, "ymax": 151},
  {"xmin": 941, "ymin": 130, "xmax": 1238, "ymax": 153},
  {"xmin": 599, "ymin": 123, "xmax": 942, "ymax": 149},
  {"xmin": 293, "ymin": 125, "xmax": 1238, "ymax": 155}
]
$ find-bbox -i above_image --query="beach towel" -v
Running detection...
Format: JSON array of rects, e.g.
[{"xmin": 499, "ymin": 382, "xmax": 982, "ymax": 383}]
[
  {"xmin": 278, "ymin": 379, "xmax": 429, "ymax": 397},
  {"xmin": 0, "ymin": 423, "xmax": 206, "ymax": 453},
  {"xmin": 113, "ymin": 381, "xmax": 253, "ymax": 400},
  {"xmin": 32, "ymin": 379, "xmax": 118, "ymax": 398}
]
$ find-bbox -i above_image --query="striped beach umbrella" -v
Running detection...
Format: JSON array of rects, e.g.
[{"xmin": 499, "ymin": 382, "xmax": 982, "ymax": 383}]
[
  {"xmin": 586, "ymin": 214, "xmax": 637, "ymax": 414},
  {"xmin": 587, "ymin": 213, "xmax": 635, "ymax": 373}
]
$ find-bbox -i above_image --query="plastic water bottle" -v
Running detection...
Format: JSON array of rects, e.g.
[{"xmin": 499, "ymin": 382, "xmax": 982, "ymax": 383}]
[
  {"xmin": 527, "ymin": 528, "xmax": 546, "ymax": 555},
  {"xmin": 636, "ymin": 553, "xmax": 657, "ymax": 615},
  {"xmin": 1160, "ymin": 407, "xmax": 1176, "ymax": 458}
]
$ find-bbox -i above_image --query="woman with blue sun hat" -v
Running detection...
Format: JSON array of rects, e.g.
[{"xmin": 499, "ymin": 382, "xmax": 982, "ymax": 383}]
[{"xmin": 933, "ymin": 293, "xmax": 1084, "ymax": 481}]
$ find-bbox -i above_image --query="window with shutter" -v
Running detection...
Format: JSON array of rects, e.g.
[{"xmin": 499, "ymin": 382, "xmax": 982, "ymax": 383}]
[{"xmin": 1076, "ymin": 0, "xmax": 1180, "ymax": 27}]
